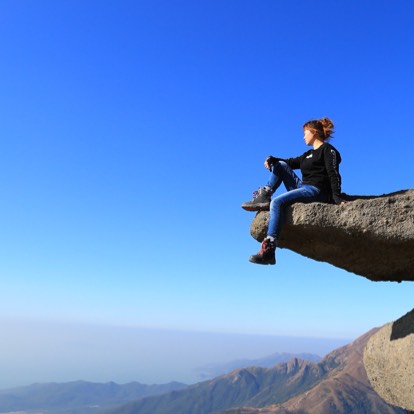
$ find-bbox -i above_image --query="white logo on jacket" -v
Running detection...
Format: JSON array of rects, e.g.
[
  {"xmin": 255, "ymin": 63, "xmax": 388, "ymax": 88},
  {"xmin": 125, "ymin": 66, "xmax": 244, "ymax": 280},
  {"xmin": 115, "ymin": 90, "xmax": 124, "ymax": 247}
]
[{"xmin": 331, "ymin": 149, "xmax": 337, "ymax": 168}]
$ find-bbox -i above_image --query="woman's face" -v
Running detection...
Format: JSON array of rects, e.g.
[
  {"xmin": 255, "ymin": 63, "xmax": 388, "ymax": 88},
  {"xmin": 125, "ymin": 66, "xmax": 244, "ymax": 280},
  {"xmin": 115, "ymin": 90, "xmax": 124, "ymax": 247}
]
[{"xmin": 303, "ymin": 128, "xmax": 316, "ymax": 146}]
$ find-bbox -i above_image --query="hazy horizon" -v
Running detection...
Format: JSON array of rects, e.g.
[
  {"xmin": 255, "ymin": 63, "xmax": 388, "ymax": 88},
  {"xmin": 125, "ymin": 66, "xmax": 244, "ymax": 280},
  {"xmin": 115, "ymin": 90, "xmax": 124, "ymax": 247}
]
[{"xmin": 0, "ymin": 317, "xmax": 351, "ymax": 389}]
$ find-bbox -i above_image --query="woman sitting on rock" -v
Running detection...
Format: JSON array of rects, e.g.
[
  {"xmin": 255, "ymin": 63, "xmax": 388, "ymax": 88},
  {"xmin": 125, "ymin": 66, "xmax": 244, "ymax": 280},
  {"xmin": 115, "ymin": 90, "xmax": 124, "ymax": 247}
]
[{"xmin": 242, "ymin": 117, "xmax": 345, "ymax": 265}]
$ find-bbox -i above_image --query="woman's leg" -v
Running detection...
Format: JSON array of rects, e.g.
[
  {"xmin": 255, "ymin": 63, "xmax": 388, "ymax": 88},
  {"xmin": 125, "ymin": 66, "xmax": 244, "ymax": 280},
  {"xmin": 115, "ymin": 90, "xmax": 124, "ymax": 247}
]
[
  {"xmin": 267, "ymin": 185, "xmax": 325, "ymax": 240},
  {"xmin": 242, "ymin": 161, "xmax": 302, "ymax": 211},
  {"xmin": 266, "ymin": 161, "xmax": 302, "ymax": 193},
  {"xmin": 249, "ymin": 184, "xmax": 325, "ymax": 265}
]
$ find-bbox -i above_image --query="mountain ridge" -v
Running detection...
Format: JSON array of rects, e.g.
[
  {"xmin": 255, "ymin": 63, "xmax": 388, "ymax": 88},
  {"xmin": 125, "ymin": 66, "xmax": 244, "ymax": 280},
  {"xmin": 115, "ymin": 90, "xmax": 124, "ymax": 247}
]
[
  {"xmin": 104, "ymin": 328, "xmax": 403, "ymax": 414},
  {"xmin": 220, "ymin": 329, "xmax": 404, "ymax": 414},
  {"xmin": 194, "ymin": 352, "xmax": 321, "ymax": 380}
]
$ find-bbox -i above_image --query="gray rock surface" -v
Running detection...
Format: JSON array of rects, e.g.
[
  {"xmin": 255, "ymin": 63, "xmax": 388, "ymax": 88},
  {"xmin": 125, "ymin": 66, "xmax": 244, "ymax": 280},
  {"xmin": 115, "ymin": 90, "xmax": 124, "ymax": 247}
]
[
  {"xmin": 363, "ymin": 309, "xmax": 414, "ymax": 411},
  {"xmin": 249, "ymin": 189, "xmax": 414, "ymax": 282}
]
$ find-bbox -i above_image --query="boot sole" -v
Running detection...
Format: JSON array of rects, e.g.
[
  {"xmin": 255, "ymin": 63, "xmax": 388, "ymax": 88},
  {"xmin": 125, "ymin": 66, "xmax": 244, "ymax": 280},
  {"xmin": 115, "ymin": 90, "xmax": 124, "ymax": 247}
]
[
  {"xmin": 241, "ymin": 204, "xmax": 270, "ymax": 212},
  {"xmin": 249, "ymin": 257, "xmax": 276, "ymax": 265}
]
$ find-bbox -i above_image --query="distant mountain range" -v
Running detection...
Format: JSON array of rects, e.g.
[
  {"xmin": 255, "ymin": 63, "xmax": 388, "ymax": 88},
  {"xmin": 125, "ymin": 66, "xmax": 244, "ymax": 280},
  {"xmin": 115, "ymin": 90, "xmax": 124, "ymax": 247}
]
[
  {"xmin": 0, "ymin": 380, "xmax": 187, "ymax": 414},
  {"xmin": 0, "ymin": 328, "xmax": 404, "ymax": 414},
  {"xmin": 104, "ymin": 328, "xmax": 404, "ymax": 414},
  {"xmin": 193, "ymin": 352, "xmax": 321, "ymax": 380}
]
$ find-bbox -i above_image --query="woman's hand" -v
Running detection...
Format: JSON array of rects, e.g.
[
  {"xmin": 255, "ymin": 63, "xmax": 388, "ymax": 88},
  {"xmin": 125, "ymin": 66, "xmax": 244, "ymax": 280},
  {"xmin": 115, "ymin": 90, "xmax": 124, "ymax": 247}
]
[
  {"xmin": 264, "ymin": 156, "xmax": 280, "ymax": 170},
  {"xmin": 333, "ymin": 194, "xmax": 347, "ymax": 205}
]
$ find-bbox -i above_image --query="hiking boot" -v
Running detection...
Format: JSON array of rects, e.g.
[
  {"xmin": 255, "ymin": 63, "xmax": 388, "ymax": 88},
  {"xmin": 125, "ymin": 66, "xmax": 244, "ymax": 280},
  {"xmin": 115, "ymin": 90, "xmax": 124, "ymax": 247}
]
[
  {"xmin": 241, "ymin": 187, "xmax": 271, "ymax": 211},
  {"xmin": 249, "ymin": 238, "xmax": 276, "ymax": 265}
]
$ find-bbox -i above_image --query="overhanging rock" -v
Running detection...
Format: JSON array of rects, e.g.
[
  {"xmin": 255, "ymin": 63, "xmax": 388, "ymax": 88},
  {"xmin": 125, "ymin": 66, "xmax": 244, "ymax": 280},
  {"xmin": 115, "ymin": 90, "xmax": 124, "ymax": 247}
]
[
  {"xmin": 249, "ymin": 189, "xmax": 414, "ymax": 282},
  {"xmin": 364, "ymin": 308, "xmax": 414, "ymax": 411}
]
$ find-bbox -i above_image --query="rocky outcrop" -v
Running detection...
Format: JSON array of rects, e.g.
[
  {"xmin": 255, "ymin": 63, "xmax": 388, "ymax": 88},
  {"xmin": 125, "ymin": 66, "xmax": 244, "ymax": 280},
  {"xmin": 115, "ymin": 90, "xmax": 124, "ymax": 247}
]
[
  {"xmin": 364, "ymin": 309, "xmax": 414, "ymax": 412},
  {"xmin": 249, "ymin": 189, "xmax": 414, "ymax": 282},
  {"xmin": 220, "ymin": 329, "xmax": 404, "ymax": 414}
]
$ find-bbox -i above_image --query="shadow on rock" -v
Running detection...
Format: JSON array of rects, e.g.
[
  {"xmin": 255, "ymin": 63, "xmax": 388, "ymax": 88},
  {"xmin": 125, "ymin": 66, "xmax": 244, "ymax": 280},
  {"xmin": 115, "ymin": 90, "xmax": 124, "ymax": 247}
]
[{"xmin": 391, "ymin": 309, "xmax": 414, "ymax": 341}]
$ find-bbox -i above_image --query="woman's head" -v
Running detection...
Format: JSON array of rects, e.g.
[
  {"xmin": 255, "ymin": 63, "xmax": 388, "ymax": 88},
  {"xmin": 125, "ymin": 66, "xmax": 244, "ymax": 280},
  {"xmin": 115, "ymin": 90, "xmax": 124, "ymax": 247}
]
[{"xmin": 303, "ymin": 117, "xmax": 334, "ymax": 140}]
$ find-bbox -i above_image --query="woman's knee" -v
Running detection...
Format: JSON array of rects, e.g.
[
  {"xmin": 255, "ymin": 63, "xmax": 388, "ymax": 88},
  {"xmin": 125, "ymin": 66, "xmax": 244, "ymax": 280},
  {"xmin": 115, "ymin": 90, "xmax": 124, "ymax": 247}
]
[
  {"xmin": 270, "ymin": 196, "xmax": 284, "ymax": 212},
  {"xmin": 271, "ymin": 191, "xmax": 300, "ymax": 212},
  {"xmin": 271, "ymin": 160, "xmax": 288, "ymax": 173}
]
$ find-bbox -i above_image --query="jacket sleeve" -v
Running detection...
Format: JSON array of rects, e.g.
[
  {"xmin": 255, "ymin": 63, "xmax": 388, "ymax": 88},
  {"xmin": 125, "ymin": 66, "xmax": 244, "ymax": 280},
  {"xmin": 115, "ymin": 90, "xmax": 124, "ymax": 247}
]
[
  {"xmin": 285, "ymin": 155, "xmax": 302, "ymax": 170},
  {"xmin": 324, "ymin": 146, "xmax": 343, "ymax": 204},
  {"xmin": 266, "ymin": 156, "xmax": 286, "ymax": 166}
]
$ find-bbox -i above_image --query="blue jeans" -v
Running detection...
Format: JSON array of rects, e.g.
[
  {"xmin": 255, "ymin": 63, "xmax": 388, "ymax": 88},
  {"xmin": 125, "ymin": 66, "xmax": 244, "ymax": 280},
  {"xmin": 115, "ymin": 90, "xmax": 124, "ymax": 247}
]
[{"xmin": 266, "ymin": 161, "xmax": 329, "ymax": 240}]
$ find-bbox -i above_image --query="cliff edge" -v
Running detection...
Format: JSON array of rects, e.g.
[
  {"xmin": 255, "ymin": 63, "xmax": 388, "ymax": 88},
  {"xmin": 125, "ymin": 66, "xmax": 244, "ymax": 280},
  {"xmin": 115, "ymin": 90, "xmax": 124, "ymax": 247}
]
[{"xmin": 249, "ymin": 189, "xmax": 414, "ymax": 282}]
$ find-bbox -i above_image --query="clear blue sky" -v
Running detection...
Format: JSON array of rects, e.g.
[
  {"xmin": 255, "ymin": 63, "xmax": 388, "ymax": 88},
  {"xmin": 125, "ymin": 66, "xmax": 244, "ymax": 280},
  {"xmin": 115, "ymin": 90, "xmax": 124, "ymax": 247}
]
[{"xmin": 1, "ymin": 0, "xmax": 413, "ymax": 387}]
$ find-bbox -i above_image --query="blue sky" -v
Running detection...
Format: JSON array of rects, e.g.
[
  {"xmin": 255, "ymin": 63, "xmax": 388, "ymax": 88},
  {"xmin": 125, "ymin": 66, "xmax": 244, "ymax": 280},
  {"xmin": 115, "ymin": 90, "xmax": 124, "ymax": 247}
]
[{"xmin": 0, "ymin": 0, "xmax": 413, "ymax": 387}]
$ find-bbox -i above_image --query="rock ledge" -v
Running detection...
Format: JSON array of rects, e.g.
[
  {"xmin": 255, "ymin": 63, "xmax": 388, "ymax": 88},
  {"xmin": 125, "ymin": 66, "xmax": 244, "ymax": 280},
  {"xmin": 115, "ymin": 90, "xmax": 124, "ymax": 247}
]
[{"xmin": 249, "ymin": 189, "xmax": 414, "ymax": 282}]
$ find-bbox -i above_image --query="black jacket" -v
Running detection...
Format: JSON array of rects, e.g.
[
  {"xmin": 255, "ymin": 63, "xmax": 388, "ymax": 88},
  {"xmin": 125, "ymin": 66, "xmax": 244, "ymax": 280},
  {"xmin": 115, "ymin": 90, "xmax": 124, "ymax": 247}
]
[{"xmin": 270, "ymin": 143, "xmax": 343, "ymax": 204}]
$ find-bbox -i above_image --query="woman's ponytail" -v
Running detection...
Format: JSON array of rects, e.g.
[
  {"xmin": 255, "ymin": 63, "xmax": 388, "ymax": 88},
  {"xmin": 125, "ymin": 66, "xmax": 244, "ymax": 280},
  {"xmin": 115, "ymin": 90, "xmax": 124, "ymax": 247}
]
[
  {"xmin": 303, "ymin": 117, "xmax": 334, "ymax": 140},
  {"xmin": 319, "ymin": 117, "xmax": 334, "ymax": 139}
]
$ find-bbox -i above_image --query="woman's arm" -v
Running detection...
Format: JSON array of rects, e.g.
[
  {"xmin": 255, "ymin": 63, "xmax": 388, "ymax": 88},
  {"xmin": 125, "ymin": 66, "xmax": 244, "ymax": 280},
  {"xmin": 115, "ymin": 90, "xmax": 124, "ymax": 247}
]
[
  {"xmin": 285, "ymin": 155, "xmax": 302, "ymax": 170},
  {"xmin": 264, "ymin": 155, "xmax": 302, "ymax": 170},
  {"xmin": 264, "ymin": 156, "xmax": 285, "ymax": 170}
]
